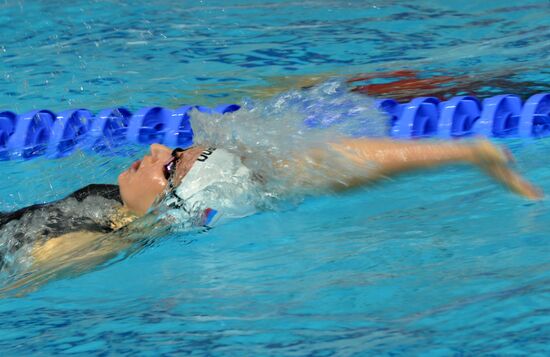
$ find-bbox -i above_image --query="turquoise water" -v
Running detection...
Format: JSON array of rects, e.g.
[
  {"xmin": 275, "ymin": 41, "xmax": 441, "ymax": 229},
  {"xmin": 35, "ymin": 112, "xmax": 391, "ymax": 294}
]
[{"xmin": 1, "ymin": 0, "xmax": 549, "ymax": 355}]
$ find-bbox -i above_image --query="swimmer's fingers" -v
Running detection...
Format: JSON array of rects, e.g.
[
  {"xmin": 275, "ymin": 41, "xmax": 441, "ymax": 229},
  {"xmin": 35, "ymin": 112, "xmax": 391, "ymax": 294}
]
[{"xmin": 483, "ymin": 164, "xmax": 543, "ymax": 200}]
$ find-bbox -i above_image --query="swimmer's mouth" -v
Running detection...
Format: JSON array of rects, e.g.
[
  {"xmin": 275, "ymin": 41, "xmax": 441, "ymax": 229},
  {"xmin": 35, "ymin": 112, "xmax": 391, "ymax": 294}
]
[{"xmin": 131, "ymin": 159, "xmax": 142, "ymax": 172}]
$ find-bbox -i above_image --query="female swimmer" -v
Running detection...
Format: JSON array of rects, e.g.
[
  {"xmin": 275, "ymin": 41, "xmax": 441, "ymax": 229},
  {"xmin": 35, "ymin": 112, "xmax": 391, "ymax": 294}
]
[{"xmin": 0, "ymin": 137, "xmax": 543, "ymax": 279}]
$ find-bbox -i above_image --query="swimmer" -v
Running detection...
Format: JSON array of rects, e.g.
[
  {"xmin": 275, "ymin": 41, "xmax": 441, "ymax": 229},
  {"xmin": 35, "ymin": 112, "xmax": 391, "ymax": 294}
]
[
  {"xmin": 119, "ymin": 139, "xmax": 542, "ymax": 217},
  {"xmin": 0, "ymin": 137, "xmax": 543, "ymax": 293}
]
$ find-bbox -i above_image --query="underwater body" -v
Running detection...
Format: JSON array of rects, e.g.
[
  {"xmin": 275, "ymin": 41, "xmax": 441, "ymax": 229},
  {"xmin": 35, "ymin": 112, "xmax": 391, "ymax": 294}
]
[{"xmin": 0, "ymin": 0, "xmax": 549, "ymax": 355}]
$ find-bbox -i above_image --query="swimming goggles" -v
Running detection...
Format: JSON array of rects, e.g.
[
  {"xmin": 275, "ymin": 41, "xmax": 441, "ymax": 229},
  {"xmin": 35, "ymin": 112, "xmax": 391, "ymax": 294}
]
[
  {"xmin": 162, "ymin": 147, "xmax": 190, "ymax": 212},
  {"xmin": 163, "ymin": 147, "xmax": 187, "ymax": 182}
]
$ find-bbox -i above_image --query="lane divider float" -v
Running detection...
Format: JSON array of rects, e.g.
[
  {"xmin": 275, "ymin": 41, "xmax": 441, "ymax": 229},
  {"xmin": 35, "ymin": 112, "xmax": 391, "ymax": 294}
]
[{"xmin": 0, "ymin": 93, "xmax": 548, "ymax": 160}]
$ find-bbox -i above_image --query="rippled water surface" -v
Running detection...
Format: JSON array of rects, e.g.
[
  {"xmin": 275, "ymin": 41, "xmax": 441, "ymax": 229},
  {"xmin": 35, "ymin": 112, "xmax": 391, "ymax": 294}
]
[
  {"xmin": 0, "ymin": 0, "xmax": 549, "ymax": 355},
  {"xmin": 1, "ymin": 0, "xmax": 549, "ymax": 110}
]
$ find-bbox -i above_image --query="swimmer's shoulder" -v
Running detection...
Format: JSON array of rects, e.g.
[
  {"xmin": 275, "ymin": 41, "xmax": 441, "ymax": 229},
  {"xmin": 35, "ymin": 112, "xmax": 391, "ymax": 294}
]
[
  {"xmin": 0, "ymin": 203, "xmax": 47, "ymax": 229},
  {"xmin": 67, "ymin": 184, "xmax": 122, "ymax": 203},
  {"xmin": 0, "ymin": 184, "xmax": 124, "ymax": 236}
]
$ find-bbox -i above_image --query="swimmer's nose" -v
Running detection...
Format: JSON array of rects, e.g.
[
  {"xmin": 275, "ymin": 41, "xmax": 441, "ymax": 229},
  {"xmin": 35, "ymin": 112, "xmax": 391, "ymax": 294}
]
[{"xmin": 150, "ymin": 143, "xmax": 172, "ymax": 160}]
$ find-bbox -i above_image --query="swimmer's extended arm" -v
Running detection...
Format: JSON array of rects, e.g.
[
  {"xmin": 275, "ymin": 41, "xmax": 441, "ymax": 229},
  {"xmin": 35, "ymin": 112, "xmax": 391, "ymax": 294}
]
[
  {"xmin": 31, "ymin": 231, "xmax": 118, "ymax": 266},
  {"xmin": 7, "ymin": 226, "xmax": 148, "ymax": 296},
  {"xmin": 297, "ymin": 138, "xmax": 541, "ymax": 199},
  {"xmin": 291, "ymin": 138, "xmax": 481, "ymax": 190},
  {"xmin": 3, "ymin": 210, "xmax": 143, "ymax": 296},
  {"xmin": 0, "ymin": 231, "xmax": 121, "ymax": 296},
  {"xmin": 328, "ymin": 138, "xmax": 480, "ymax": 177}
]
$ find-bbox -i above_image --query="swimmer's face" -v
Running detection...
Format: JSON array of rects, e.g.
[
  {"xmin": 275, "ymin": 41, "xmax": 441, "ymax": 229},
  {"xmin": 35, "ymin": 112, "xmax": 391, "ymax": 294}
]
[{"xmin": 118, "ymin": 144, "xmax": 202, "ymax": 215}]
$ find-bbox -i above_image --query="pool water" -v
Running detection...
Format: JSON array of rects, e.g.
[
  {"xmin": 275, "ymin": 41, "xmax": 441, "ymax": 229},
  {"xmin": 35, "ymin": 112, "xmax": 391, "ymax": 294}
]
[{"xmin": 1, "ymin": 0, "xmax": 549, "ymax": 355}]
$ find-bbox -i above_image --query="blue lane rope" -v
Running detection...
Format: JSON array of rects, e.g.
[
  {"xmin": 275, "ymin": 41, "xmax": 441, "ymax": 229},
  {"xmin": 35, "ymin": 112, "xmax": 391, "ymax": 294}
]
[
  {"xmin": 381, "ymin": 93, "xmax": 550, "ymax": 139},
  {"xmin": 0, "ymin": 104, "xmax": 240, "ymax": 159},
  {"xmin": 0, "ymin": 93, "xmax": 548, "ymax": 160}
]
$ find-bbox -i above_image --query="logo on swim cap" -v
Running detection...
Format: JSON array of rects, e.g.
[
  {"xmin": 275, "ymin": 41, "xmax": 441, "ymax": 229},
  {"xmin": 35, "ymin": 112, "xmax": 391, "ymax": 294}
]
[{"xmin": 197, "ymin": 148, "xmax": 216, "ymax": 162}]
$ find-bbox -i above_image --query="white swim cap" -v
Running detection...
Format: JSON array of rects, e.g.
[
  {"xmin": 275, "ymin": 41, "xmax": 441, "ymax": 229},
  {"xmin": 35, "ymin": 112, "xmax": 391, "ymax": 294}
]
[{"xmin": 164, "ymin": 148, "xmax": 258, "ymax": 226}]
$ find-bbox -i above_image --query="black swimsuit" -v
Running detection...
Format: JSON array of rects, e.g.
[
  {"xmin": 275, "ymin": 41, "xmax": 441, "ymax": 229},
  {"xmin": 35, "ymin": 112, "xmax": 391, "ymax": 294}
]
[{"xmin": 0, "ymin": 184, "xmax": 122, "ymax": 271}]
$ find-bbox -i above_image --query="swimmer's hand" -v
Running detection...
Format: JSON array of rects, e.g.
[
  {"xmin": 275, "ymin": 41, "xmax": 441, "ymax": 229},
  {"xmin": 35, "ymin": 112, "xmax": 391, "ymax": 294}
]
[{"xmin": 473, "ymin": 140, "xmax": 543, "ymax": 200}]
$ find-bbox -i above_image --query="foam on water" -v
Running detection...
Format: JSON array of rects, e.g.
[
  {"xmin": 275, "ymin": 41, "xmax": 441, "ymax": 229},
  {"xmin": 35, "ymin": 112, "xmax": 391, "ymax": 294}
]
[{"xmin": 188, "ymin": 79, "xmax": 388, "ymax": 203}]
